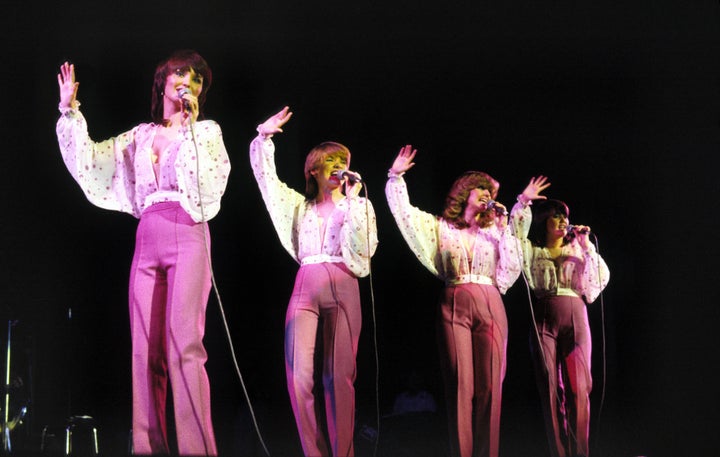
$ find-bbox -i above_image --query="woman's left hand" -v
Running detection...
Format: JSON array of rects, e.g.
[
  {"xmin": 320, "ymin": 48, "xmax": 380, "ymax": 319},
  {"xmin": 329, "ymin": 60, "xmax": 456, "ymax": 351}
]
[
  {"xmin": 521, "ymin": 175, "xmax": 551, "ymax": 202},
  {"xmin": 492, "ymin": 202, "xmax": 509, "ymax": 228},
  {"xmin": 571, "ymin": 225, "xmax": 592, "ymax": 248},
  {"xmin": 179, "ymin": 91, "xmax": 200, "ymax": 125},
  {"xmin": 345, "ymin": 180, "xmax": 363, "ymax": 199}
]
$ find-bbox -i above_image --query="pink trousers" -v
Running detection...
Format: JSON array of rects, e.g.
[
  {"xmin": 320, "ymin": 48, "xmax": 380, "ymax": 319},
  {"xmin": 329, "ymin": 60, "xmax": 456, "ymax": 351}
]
[
  {"xmin": 128, "ymin": 202, "xmax": 217, "ymax": 456},
  {"xmin": 285, "ymin": 262, "xmax": 361, "ymax": 457},
  {"xmin": 531, "ymin": 295, "xmax": 592, "ymax": 457},
  {"xmin": 438, "ymin": 283, "xmax": 508, "ymax": 457}
]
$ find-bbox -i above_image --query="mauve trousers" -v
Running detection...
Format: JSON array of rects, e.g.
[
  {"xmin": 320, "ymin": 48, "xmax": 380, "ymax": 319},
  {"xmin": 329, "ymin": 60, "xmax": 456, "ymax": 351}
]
[
  {"xmin": 438, "ymin": 283, "xmax": 508, "ymax": 457},
  {"xmin": 285, "ymin": 262, "xmax": 361, "ymax": 457},
  {"xmin": 530, "ymin": 295, "xmax": 592, "ymax": 457},
  {"xmin": 129, "ymin": 202, "xmax": 217, "ymax": 456}
]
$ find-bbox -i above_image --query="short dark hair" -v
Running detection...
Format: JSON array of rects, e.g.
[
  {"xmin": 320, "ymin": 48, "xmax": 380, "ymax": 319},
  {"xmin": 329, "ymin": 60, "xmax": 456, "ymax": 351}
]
[{"xmin": 528, "ymin": 199, "xmax": 570, "ymax": 247}]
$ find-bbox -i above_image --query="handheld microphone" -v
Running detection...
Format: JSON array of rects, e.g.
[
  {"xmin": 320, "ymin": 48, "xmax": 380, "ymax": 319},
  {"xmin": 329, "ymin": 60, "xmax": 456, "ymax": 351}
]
[
  {"xmin": 177, "ymin": 88, "xmax": 191, "ymax": 111},
  {"xmin": 333, "ymin": 170, "xmax": 362, "ymax": 184},
  {"xmin": 566, "ymin": 224, "xmax": 589, "ymax": 235},
  {"xmin": 486, "ymin": 199, "xmax": 508, "ymax": 216}
]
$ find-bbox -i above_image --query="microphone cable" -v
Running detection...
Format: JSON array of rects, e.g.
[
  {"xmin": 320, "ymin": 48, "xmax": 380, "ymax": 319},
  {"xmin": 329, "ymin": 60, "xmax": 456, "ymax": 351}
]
[
  {"xmin": 187, "ymin": 118, "xmax": 271, "ymax": 457},
  {"xmin": 588, "ymin": 232, "xmax": 609, "ymax": 456},
  {"xmin": 365, "ymin": 188, "xmax": 381, "ymax": 457},
  {"xmin": 506, "ymin": 213, "xmax": 551, "ymax": 374},
  {"xmin": 508, "ymin": 211, "xmax": 578, "ymax": 448},
  {"xmin": 349, "ymin": 178, "xmax": 382, "ymax": 457}
]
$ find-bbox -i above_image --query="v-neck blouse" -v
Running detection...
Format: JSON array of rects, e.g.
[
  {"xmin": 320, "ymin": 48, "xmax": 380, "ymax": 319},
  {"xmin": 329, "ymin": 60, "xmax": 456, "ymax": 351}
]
[
  {"xmin": 250, "ymin": 135, "xmax": 378, "ymax": 278},
  {"xmin": 56, "ymin": 107, "xmax": 230, "ymax": 222},
  {"xmin": 385, "ymin": 175, "xmax": 523, "ymax": 294}
]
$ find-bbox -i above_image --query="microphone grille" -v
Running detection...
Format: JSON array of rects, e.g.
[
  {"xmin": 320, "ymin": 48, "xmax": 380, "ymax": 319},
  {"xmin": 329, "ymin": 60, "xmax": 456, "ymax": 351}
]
[{"xmin": 566, "ymin": 224, "xmax": 588, "ymax": 235}]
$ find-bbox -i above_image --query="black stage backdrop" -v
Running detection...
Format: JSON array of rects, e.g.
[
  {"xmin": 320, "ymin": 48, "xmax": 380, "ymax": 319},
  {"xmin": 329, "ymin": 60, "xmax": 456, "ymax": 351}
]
[{"xmin": 3, "ymin": 1, "xmax": 719, "ymax": 456}]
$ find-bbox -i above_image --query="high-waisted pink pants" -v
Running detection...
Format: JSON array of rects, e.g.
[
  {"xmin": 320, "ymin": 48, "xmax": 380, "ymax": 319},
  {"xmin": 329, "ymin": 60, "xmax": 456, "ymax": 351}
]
[
  {"xmin": 128, "ymin": 202, "xmax": 217, "ymax": 456},
  {"xmin": 285, "ymin": 262, "xmax": 361, "ymax": 457},
  {"xmin": 531, "ymin": 295, "xmax": 592, "ymax": 457},
  {"xmin": 438, "ymin": 283, "xmax": 508, "ymax": 457}
]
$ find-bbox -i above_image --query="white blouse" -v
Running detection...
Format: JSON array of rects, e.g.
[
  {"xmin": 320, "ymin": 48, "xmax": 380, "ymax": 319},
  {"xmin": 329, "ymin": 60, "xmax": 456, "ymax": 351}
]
[
  {"xmin": 385, "ymin": 175, "xmax": 523, "ymax": 294},
  {"xmin": 510, "ymin": 202, "xmax": 610, "ymax": 303},
  {"xmin": 249, "ymin": 136, "xmax": 378, "ymax": 278},
  {"xmin": 56, "ymin": 106, "xmax": 231, "ymax": 222}
]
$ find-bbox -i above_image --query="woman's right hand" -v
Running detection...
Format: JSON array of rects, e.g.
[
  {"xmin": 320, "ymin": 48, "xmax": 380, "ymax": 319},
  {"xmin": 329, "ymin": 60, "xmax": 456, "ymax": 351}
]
[
  {"xmin": 57, "ymin": 61, "xmax": 79, "ymax": 110},
  {"xmin": 257, "ymin": 106, "xmax": 293, "ymax": 138},
  {"xmin": 389, "ymin": 144, "xmax": 417, "ymax": 175}
]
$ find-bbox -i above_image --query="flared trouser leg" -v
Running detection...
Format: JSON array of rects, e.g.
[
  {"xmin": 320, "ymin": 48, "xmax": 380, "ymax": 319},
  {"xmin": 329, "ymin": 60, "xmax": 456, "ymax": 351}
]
[
  {"xmin": 439, "ymin": 284, "xmax": 507, "ymax": 457},
  {"xmin": 531, "ymin": 295, "xmax": 592, "ymax": 457},
  {"xmin": 129, "ymin": 202, "xmax": 217, "ymax": 456},
  {"xmin": 285, "ymin": 263, "xmax": 361, "ymax": 457}
]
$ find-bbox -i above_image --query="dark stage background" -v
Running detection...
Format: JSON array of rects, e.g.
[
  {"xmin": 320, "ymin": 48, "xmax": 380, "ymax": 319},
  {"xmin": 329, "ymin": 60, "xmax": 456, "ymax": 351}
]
[{"xmin": 3, "ymin": 1, "xmax": 719, "ymax": 456}]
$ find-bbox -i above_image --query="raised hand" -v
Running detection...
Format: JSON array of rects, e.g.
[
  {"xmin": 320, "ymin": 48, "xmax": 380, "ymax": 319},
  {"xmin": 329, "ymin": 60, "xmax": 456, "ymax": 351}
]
[
  {"xmin": 389, "ymin": 144, "xmax": 417, "ymax": 175},
  {"xmin": 257, "ymin": 106, "xmax": 293, "ymax": 137},
  {"xmin": 521, "ymin": 175, "xmax": 551, "ymax": 202},
  {"xmin": 57, "ymin": 61, "xmax": 79, "ymax": 110}
]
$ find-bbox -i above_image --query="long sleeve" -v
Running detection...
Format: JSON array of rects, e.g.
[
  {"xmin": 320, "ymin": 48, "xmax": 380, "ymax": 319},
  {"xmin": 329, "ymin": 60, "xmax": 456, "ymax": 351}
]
[
  {"xmin": 510, "ymin": 200, "xmax": 533, "ymax": 240},
  {"xmin": 510, "ymin": 200, "xmax": 536, "ymax": 288},
  {"xmin": 174, "ymin": 120, "xmax": 231, "ymax": 222},
  {"xmin": 56, "ymin": 107, "xmax": 230, "ymax": 222},
  {"xmin": 250, "ymin": 135, "xmax": 378, "ymax": 277},
  {"xmin": 534, "ymin": 238, "xmax": 610, "ymax": 303},
  {"xmin": 386, "ymin": 175, "xmax": 522, "ymax": 292},
  {"xmin": 494, "ymin": 226, "xmax": 524, "ymax": 294},
  {"xmin": 578, "ymin": 242, "xmax": 610, "ymax": 303},
  {"xmin": 249, "ymin": 135, "xmax": 307, "ymax": 263},
  {"xmin": 340, "ymin": 197, "xmax": 378, "ymax": 278},
  {"xmin": 56, "ymin": 107, "xmax": 137, "ymax": 215},
  {"xmin": 510, "ymin": 200, "xmax": 610, "ymax": 302},
  {"xmin": 385, "ymin": 175, "xmax": 442, "ymax": 277}
]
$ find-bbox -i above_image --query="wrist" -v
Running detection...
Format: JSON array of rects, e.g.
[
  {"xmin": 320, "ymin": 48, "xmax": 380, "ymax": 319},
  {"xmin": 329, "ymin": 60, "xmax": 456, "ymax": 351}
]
[
  {"xmin": 58, "ymin": 100, "xmax": 80, "ymax": 114},
  {"xmin": 387, "ymin": 168, "xmax": 404, "ymax": 178},
  {"xmin": 517, "ymin": 193, "xmax": 532, "ymax": 206},
  {"xmin": 256, "ymin": 125, "xmax": 273, "ymax": 139}
]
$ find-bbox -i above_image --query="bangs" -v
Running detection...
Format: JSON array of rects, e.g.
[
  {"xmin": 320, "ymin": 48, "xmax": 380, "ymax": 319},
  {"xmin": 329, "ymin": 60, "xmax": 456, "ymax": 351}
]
[{"xmin": 164, "ymin": 52, "xmax": 212, "ymax": 87}]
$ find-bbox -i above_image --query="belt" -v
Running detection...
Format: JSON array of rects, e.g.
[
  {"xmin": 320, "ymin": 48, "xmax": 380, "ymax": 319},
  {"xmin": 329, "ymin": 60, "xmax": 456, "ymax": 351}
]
[
  {"xmin": 301, "ymin": 254, "xmax": 344, "ymax": 265},
  {"xmin": 447, "ymin": 274, "xmax": 494, "ymax": 286}
]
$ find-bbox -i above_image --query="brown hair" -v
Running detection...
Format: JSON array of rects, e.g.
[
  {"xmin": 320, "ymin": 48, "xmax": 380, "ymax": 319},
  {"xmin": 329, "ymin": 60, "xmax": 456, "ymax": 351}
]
[
  {"xmin": 303, "ymin": 142, "xmax": 351, "ymax": 199},
  {"xmin": 150, "ymin": 50, "xmax": 212, "ymax": 124},
  {"xmin": 441, "ymin": 171, "xmax": 499, "ymax": 229}
]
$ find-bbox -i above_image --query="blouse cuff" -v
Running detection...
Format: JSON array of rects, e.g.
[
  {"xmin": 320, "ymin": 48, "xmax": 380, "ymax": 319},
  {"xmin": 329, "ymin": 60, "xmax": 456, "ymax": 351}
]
[
  {"xmin": 256, "ymin": 125, "xmax": 273, "ymax": 140},
  {"xmin": 387, "ymin": 169, "xmax": 405, "ymax": 179},
  {"xmin": 58, "ymin": 101, "xmax": 81, "ymax": 116},
  {"xmin": 516, "ymin": 193, "xmax": 532, "ymax": 207}
]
